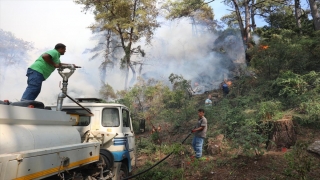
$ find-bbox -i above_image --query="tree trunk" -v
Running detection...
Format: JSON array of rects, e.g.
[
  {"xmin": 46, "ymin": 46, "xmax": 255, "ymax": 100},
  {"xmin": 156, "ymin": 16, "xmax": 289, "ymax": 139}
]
[
  {"xmin": 123, "ymin": 43, "xmax": 132, "ymax": 90},
  {"xmin": 244, "ymin": 0, "xmax": 251, "ymax": 44},
  {"xmin": 129, "ymin": 63, "xmax": 136, "ymax": 87},
  {"xmin": 251, "ymin": 0, "xmax": 256, "ymax": 32},
  {"xmin": 138, "ymin": 64, "xmax": 143, "ymax": 77},
  {"xmin": 294, "ymin": 0, "xmax": 302, "ymax": 34},
  {"xmin": 232, "ymin": 0, "xmax": 245, "ymax": 41},
  {"xmin": 267, "ymin": 118, "xmax": 297, "ymax": 151},
  {"xmin": 124, "ymin": 64, "xmax": 129, "ymax": 90},
  {"xmin": 99, "ymin": 63, "xmax": 107, "ymax": 85},
  {"xmin": 100, "ymin": 31, "xmax": 112, "ymax": 84},
  {"xmin": 308, "ymin": 0, "xmax": 320, "ymax": 31}
]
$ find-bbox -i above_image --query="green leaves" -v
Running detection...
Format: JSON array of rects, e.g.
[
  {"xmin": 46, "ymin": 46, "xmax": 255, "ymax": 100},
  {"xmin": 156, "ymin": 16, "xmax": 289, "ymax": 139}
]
[
  {"xmin": 258, "ymin": 100, "xmax": 282, "ymax": 120},
  {"xmin": 284, "ymin": 141, "xmax": 316, "ymax": 179},
  {"xmin": 273, "ymin": 71, "xmax": 308, "ymax": 97},
  {"xmin": 162, "ymin": 0, "xmax": 215, "ymax": 31},
  {"xmin": 75, "ymin": 0, "xmax": 160, "ymax": 88},
  {"xmin": 250, "ymin": 29, "xmax": 320, "ymax": 80}
]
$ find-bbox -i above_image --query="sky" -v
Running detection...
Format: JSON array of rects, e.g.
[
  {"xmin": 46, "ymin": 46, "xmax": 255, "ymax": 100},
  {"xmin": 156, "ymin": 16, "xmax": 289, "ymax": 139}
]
[{"xmin": 0, "ymin": 0, "xmax": 265, "ymax": 104}]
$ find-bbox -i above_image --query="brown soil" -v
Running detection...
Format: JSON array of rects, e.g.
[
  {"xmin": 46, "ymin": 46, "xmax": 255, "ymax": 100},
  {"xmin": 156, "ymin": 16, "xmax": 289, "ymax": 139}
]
[{"xmin": 132, "ymin": 126, "xmax": 320, "ymax": 180}]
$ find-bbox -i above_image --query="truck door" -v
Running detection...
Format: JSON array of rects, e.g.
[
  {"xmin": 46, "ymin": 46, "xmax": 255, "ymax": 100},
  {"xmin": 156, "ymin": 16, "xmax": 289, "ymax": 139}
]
[{"xmin": 122, "ymin": 109, "xmax": 136, "ymax": 167}]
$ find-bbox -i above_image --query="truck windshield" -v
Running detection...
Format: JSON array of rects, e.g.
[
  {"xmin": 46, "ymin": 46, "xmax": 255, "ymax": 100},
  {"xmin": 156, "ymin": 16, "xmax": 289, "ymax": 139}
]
[{"xmin": 102, "ymin": 108, "xmax": 120, "ymax": 127}]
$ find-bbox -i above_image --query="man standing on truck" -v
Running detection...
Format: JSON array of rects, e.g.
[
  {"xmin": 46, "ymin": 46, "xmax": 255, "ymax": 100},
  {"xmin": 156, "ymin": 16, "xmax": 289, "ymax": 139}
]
[
  {"xmin": 21, "ymin": 43, "xmax": 77, "ymax": 101},
  {"xmin": 191, "ymin": 109, "xmax": 208, "ymax": 158}
]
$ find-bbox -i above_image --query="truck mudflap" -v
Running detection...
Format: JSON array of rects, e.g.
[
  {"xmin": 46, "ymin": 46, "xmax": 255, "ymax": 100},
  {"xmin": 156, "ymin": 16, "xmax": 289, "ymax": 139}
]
[
  {"xmin": 0, "ymin": 142, "xmax": 99, "ymax": 180},
  {"xmin": 111, "ymin": 151, "xmax": 132, "ymax": 172}
]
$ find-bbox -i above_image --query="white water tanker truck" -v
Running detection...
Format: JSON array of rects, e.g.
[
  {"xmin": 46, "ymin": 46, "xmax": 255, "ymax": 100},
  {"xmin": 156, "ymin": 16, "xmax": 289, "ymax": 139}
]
[{"xmin": 0, "ymin": 65, "xmax": 136, "ymax": 180}]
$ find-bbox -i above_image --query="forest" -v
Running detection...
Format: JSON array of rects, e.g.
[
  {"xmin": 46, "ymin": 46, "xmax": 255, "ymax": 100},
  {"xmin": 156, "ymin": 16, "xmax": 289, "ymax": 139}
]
[{"xmin": 1, "ymin": 0, "xmax": 320, "ymax": 179}]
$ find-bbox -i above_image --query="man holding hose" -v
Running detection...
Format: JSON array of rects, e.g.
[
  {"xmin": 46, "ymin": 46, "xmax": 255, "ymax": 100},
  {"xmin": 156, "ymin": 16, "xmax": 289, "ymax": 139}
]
[
  {"xmin": 21, "ymin": 43, "xmax": 78, "ymax": 101},
  {"xmin": 191, "ymin": 108, "xmax": 208, "ymax": 158}
]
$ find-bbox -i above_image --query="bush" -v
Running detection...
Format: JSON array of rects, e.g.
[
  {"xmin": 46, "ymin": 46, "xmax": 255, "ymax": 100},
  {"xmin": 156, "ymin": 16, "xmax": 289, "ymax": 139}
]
[
  {"xmin": 284, "ymin": 141, "xmax": 315, "ymax": 179},
  {"xmin": 299, "ymin": 99, "xmax": 320, "ymax": 127},
  {"xmin": 272, "ymin": 71, "xmax": 307, "ymax": 97},
  {"xmin": 257, "ymin": 100, "xmax": 282, "ymax": 121}
]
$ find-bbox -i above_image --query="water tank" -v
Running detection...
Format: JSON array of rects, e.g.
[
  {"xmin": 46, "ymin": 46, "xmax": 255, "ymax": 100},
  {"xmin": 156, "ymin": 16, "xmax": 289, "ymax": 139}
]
[{"xmin": 0, "ymin": 105, "xmax": 80, "ymax": 154}]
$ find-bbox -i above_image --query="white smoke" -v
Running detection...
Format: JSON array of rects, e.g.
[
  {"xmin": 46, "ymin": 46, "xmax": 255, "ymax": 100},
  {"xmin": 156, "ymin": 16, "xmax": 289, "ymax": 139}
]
[
  {"xmin": 252, "ymin": 34, "xmax": 260, "ymax": 45},
  {"xmin": 123, "ymin": 17, "xmax": 246, "ymax": 90},
  {"xmin": 1, "ymin": 8, "xmax": 246, "ymax": 105}
]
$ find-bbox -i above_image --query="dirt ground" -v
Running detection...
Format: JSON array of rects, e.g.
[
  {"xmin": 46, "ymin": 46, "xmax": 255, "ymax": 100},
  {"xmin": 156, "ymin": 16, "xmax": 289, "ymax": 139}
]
[{"xmin": 132, "ymin": 126, "xmax": 320, "ymax": 180}]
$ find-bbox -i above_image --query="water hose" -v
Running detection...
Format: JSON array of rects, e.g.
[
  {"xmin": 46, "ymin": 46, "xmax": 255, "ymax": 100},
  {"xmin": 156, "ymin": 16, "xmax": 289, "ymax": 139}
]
[{"xmin": 121, "ymin": 131, "xmax": 193, "ymax": 180}]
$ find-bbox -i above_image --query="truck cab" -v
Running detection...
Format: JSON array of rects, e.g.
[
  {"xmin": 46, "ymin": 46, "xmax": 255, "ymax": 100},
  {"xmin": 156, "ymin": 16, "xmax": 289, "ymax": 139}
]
[{"xmin": 50, "ymin": 98, "xmax": 136, "ymax": 179}]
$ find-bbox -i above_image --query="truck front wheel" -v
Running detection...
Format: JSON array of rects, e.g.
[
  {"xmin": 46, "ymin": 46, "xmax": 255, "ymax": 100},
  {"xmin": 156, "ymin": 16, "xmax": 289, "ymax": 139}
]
[{"xmin": 119, "ymin": 162, "xmax": 129, "ymax": 179}]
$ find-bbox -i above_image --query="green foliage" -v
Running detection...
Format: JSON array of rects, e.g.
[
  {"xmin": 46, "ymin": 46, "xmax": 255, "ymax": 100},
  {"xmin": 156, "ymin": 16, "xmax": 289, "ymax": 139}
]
[
  {"xmin": 163, "ymin": 0, "xmax": 214, "ymax": 20},
  {"xmin": 117, "ymin": 79, "xmax": 168, "ymax": 121},
  {"xmin": 161, "ymin": 143, "xmax": 185, "ymax": 155},
  {"xmin": 163, "ymin": 74, "xmax": 198, "ymax": 124},
  {"xmin": 249, "ymin": 34, "xmax": 313, "ymax": 79},
  {"xmin": 284, "ymin": 141, "xmax": 315, "ymax": 179},
  {"xmin": 231, "ymin": 123, "xmax": 267, "ymax": 156},
  {"xmin": 151, "ymin": 131, "xmax": 160, "ymax": 143},
  {"xmin": 137, "ymin": 137, "xmax": 157, "ymax": 154},
  {"xmin": 75, "ymin": 0, "xmax": 159, "ymax": 44},
  {"xmin": 168, "ymin": 73, "xmax": 191, "ymax": 93},
  {"xmin": 220, "ymin": 12, "xmax": 239, "ymax": 28},
  {"xmin": 75, "ymin": 0, "xmax": 160, "ymax": 88},
  {"xmin": 132, "ymin": 119, "xmax": 141, "ymax": 134},
  {"xmin": 257, "ymin": 100, "xmax": 282, "ymax": 121},
  {"xmin": 264, "ymin": 7, "xmax": 314, "ymax": 35},
  {"xmin": 302, "ymin": 71, "xmax": 320, "ymax": 87},
  {"xmin": 273, "ymin": 71, "xmax": 308, "ymax": 97},
  {"xmin": 299, "ymin": 99, "xmax": 320, "ymax": 126},
  {"xmin": 269, "ymin": 71, "xmax": 320, "ymax": 108},
  {"xmin": 252, "ymin": 26, "xmax": 320, "ymax": 80},
  {"xmin": 209, "ymin": 97, "xmax": 269, "ymax": 156},
  {"xmin": 116, "ymin": 76, "xmax": 198, "ymax": 135}
]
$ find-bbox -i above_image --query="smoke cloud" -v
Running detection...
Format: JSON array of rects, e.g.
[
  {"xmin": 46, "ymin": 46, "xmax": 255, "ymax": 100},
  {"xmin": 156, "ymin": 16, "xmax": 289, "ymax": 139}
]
[
  {"xmin": 101, "ymin": 17, "xmax": 246, "ymax": 92},
  {"xmin": 1, "ymin": 12, "xmax": 246, "ymax": 105}
]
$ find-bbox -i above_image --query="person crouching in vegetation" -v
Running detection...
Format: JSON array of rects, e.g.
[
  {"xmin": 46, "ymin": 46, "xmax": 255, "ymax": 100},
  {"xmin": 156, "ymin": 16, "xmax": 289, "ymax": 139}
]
[
  {"xmin": 191, "ymin": 109, "xmax": 208, "ymax": 158},
  {"xmin": 205, "ymin": 94, "xmax": 212, "ymax": 106},
  {"xmin": 221, "ymin": 81, "xmax": 229, "ymax": 97}
]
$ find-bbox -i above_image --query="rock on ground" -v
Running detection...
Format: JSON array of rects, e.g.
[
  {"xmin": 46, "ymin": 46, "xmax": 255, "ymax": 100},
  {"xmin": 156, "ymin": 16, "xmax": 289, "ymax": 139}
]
[{"xmin": 308, "ymin": 141, "xmax": 320, "ymax": 155}]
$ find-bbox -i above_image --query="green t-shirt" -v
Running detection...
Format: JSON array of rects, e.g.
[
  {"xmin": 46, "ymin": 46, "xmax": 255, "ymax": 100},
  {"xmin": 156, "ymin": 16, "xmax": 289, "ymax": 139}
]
[{"xmin": 29, "ymin": 49, "xmax": 61, "ymax": 80}]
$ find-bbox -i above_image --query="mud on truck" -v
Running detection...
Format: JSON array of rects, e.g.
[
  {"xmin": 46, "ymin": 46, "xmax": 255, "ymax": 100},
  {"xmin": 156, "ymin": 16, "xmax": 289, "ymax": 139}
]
[{"xmin": 0, "ymin": 65, "xmax": 136, "ymax": 180}]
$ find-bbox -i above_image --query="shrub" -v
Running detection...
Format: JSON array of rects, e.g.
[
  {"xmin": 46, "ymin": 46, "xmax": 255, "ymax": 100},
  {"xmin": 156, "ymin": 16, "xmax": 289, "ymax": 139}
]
[
  {"xmin": 299, "ymin": 99, "xmax": 320, "ymax": 127},
  {"xmin": 284, "ymin": 141, "xmax": 315, "ymax": 179},
  {"xmin": 257, "ymin": 100, "xmax": 282, "ymax": 121}
]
